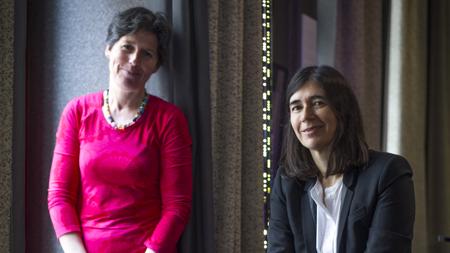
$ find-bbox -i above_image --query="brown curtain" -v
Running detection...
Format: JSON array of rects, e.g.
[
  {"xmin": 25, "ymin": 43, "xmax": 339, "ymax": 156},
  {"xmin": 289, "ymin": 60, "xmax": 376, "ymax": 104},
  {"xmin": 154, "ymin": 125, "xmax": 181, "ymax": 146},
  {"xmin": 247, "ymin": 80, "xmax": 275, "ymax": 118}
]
[
  {"xmin": 0, "ymin": 0, "xmax": 14, "ymax": 251},
  {"xmin": 427, "ymin": 1, "xmax": 450, "ymax": 252},
  {"xmin": 334, "ymin": 0, "xmax": 383, "ymax": 150},
  {"xmin": 208, "ymin": 0, "xmax": 264, "ymax": 252}
]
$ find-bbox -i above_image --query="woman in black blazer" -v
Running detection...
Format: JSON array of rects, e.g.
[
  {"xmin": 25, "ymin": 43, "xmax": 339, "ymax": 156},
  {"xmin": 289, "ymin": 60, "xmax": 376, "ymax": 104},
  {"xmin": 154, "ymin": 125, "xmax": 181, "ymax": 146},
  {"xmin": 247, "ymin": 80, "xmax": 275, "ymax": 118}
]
[{"xmin": 268, "ymin": 66, "xmax": 415, "ymax": 253}]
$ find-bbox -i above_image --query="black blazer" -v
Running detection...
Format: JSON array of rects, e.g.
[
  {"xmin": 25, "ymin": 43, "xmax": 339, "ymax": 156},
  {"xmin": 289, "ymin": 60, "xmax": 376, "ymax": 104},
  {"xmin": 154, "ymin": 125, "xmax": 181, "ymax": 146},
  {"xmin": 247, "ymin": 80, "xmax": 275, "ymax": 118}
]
[{"xmin": 268, "ymin": 151, "xmax": 415, "ymax": 253}]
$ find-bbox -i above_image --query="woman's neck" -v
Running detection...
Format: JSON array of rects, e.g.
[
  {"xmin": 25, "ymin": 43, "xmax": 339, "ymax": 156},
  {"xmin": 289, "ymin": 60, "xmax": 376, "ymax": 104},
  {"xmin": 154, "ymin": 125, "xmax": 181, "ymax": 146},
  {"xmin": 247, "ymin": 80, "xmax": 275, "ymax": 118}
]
[
  {"xmin": 310, "ymin": 149, "xmax": 330, "ymax": 176},
  {"xmin": 310, "ymin": 148, "xmax": 342, "ymax": 188},
  {"xmin": 319, "ymin": 174, "xmax": 342, "ymax": 188},
  {"xmin": 108, "ymin": 85, "xmax": 146, "ymax": 111}
]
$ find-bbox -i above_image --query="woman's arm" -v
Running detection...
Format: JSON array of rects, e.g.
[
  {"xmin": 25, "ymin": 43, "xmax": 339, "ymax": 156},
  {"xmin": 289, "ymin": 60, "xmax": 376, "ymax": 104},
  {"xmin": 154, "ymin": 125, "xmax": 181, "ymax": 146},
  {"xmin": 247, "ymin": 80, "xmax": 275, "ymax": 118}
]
[
  {"xmin": 366, "ymin": 155, "xmax": 415, "ymax": 252},
  {"xmin": 48, "ymin": 100, "xmax": 84, "ymax": 245},
  {"xmin": 59, "ymin": 233, "xmax": 87, "ymax": 253},
  {"xmin": 144, "ymin": 109, "xmax": 193, "ymax": 252},
  {"xmin": 267, "ymin": 170, "xmax": 295, "ymax": 253}
]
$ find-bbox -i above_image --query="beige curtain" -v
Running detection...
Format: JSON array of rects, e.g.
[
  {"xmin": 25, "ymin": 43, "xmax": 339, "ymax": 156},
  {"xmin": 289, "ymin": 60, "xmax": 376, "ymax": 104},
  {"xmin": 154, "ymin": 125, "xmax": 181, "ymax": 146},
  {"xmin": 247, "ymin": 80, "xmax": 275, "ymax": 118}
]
[
  {"xmin": 385, "ymin": 0, "xmax": 428, "ymax": 252},
  {"xmin": 208, "ymin": 0, "xmax": 264, "ymax": 252},
  {"xmin": 427, "ymin": 1, "xmax": 450, "ymax": 252},
  {"xmin": 0, "ymin": 0, "xmax": 14, "ymax": 251}
]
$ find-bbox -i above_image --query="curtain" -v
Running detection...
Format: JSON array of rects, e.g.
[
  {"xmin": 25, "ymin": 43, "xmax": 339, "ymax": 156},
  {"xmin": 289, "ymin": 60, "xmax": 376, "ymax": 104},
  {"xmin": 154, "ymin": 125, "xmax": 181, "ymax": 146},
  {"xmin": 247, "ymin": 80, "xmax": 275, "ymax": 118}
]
[
  {"xmin": 334, "ymin": 1, "xmax": 448, "ymax": 251},
  {"xmin": 385, "ymin": 0, "xmax": 428, "ymax": 252},
  {"xmin": 171, "ymin": 1, "xmax": 215, "ymax": 253},
  {"xmin": 208, "ymin": 0, "xmax": 264, "ymax": 252},
  {"xmin": 0, "ymin": 0, "xmax": 14, "ymax": 251},
  {"xmin": 334, "ymin": 0, "xmax": 383, "ymax": 150},
  {"xmin": 426, "ymin": 1, "xmax": 450, "ymax": 252}
]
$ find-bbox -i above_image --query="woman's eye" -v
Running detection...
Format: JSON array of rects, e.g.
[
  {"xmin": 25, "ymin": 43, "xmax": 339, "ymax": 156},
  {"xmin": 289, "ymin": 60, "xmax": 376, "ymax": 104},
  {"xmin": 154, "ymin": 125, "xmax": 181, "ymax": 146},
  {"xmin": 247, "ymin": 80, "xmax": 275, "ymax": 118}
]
[
  {"xmin": 312, "ymin": 100, "xmax": 324, "ymax": 107},
  {"xmin": 121, "ymin": 44, "xmax": 133, "ymax": 51},
  {"xmin": 291, "ymin": 105, "xmax": 302, "ymax": 112},
  {"xmin": 144, "ymin": 51, "xmax": 154, "ymax": 58}
]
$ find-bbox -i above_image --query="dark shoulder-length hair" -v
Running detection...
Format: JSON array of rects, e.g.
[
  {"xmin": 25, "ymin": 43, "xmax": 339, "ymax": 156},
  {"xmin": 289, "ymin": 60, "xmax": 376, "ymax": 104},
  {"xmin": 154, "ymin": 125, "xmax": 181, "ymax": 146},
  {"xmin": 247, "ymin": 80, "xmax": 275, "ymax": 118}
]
[
  {"xmin": 106, "ymin": 7, "xmax": 171, "ymax": 65},
  {"xmin": 281, "ymin": 65, "xmax": 369, "ymax": 180}
]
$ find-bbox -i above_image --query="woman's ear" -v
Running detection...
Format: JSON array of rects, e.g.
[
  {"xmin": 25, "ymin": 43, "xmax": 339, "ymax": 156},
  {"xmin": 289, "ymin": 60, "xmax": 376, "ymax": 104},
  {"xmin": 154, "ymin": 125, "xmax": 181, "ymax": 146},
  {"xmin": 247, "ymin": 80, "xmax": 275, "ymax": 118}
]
[
  {"xmin": 105, "ymin": 45, "xmax": 112, "ymax": 58},
  {"xmin": 154, "ymin": 62, "xmax": 161, "ymax": 73}
]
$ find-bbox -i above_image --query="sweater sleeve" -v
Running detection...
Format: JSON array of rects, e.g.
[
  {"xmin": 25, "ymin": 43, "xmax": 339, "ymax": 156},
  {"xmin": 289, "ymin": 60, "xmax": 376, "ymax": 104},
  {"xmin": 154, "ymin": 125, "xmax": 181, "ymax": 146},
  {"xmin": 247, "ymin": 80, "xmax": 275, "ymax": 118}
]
[
  {"xmin": 144, "ymin": 108, "xmax": 192, "ymax": 252},
  {"xmin": 48, "ymin": 100, "xmax": 82, "ymax": 238}
]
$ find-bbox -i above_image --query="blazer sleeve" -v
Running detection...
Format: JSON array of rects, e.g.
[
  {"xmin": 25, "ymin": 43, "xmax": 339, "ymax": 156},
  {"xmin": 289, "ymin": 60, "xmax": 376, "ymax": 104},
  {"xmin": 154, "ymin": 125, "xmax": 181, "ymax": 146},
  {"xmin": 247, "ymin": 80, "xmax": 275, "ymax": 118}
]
[
  {"xmin": 365, "ymin": 155, "xmax": 415, "ymax": 253},
  {"xmin": 267, "ymin": 169, "xmax": 295, "ymax": 253}
]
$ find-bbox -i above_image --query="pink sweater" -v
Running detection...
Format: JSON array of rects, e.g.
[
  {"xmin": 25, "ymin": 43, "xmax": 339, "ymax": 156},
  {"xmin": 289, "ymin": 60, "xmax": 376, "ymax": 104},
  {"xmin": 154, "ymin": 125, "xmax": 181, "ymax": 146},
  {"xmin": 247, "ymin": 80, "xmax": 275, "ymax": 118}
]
[{"xmin": 48, "ymin": 92, "xmax": 192, "ymax": 253}]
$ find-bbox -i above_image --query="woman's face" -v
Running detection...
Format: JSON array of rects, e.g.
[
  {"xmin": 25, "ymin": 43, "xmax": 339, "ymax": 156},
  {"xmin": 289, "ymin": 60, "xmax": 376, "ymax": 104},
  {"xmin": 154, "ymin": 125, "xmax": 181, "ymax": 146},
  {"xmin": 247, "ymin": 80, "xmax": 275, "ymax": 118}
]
[
  {"xmin": 105, "ymin": 30, "xmax": 159, "ymax": 92},
  {"xmin": 289, "ymin": 81, "xmax": 337, "ymax": 154}
]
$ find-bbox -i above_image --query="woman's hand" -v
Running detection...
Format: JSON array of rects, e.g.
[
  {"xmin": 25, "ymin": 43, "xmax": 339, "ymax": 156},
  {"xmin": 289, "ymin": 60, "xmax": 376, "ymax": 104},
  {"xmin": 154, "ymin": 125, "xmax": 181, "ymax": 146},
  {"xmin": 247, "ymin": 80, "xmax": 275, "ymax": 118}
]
[
  {"xmin": 59, "ymin": 232, "xmax": 87, "ymax": 253},
  {"xmin": 145, "ymin": 248, "xmax": 156, "ymax": 253}
]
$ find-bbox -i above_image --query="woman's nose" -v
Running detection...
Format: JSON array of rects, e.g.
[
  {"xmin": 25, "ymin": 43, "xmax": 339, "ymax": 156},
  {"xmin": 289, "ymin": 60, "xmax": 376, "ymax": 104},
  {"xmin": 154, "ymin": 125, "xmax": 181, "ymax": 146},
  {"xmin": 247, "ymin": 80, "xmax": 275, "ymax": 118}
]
[
  {"xmin": 300, "ymin": 106, "xmax": 313, "ymax": 122},
  {"xmin": 129, "ymin": 52, "xmax": 140, "ymax": 65}
]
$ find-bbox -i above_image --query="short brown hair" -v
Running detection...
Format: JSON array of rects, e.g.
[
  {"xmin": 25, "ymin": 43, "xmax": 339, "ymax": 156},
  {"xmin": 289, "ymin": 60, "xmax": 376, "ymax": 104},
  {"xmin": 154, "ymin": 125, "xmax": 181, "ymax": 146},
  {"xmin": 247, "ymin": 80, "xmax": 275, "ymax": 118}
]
[{"xmin": 106, "ymin": 7, "xmax": 171, "ymax": 66}]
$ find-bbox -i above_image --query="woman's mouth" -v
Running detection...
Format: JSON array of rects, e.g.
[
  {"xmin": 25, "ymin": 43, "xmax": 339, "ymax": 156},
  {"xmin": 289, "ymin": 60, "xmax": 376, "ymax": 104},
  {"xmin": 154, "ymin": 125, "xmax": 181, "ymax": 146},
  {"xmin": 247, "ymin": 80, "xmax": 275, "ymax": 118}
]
[
  {"xmin": 301, "ymin": 125, "xmax": 323, "ymax": 134},
  {"xmin": 122, "ymin": 69, "xmax": 141, "ymax": 78}
]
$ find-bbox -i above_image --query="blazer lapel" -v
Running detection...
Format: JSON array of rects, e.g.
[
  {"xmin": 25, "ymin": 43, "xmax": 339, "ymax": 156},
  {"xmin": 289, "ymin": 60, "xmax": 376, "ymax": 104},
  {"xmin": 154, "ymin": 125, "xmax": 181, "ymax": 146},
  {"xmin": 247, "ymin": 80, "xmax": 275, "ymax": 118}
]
[
  {"xmin": 301, "ymin": 179, "xmax": 317, "ymax": 253},
  {"xmin": 336, "ymin": 169, "xmax": 358, "ymax": 252}
]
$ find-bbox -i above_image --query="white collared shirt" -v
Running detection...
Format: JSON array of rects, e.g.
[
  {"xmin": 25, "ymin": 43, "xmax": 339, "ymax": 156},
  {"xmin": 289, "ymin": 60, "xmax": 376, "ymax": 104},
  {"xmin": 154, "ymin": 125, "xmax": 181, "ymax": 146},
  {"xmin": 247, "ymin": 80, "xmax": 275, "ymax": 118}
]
[{"xmin": 309, "ymin": 177, "xmax": 344, "ymax": 253}]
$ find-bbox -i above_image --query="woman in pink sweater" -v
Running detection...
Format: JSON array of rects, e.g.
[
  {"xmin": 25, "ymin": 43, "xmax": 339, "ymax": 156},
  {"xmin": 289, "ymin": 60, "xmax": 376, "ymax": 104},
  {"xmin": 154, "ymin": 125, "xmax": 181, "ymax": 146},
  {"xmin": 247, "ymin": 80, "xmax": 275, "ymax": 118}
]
[{"xmin": 48, "ymin": 7, "xmax": 192, "ymax": 253}]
